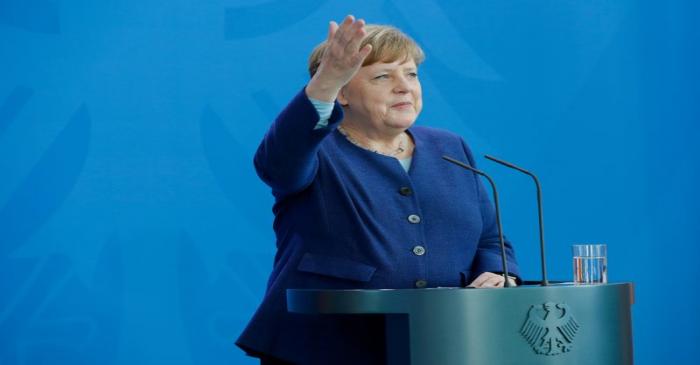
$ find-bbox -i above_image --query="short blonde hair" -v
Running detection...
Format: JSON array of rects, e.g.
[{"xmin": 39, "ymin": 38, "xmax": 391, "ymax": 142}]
[{"xmin": 308, "ymin": 24, "xmax": 425, "ymax": 77}]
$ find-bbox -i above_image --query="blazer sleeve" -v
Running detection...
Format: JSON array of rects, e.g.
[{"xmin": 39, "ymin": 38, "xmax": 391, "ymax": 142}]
[
  {"xmin": 461, "ymin": 141, "xmax": 521, "ymax": 281},
  {"xmin": 253, "ymin": 87, "xmax": 344, "ymax": 198}
]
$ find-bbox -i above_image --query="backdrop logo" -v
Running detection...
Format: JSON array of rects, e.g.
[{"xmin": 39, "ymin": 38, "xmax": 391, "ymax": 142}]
[{"xmin": 520, "ymin": 302, "xmax": 580, "ymax": 355}]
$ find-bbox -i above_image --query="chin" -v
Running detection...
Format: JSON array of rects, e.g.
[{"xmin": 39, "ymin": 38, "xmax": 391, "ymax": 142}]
[
  {"xmin": 387, "ymin": 118, "xmax": 417, "ymax": 130},
  {"xmin": 386, "ymin": 110, "xmax": 419, "ymax": 128}
]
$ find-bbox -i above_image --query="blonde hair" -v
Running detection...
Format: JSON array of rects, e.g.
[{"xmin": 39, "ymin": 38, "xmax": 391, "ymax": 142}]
[{"xmin": 308, "ymin": 24, "xmax": 425, "ymax": 77}]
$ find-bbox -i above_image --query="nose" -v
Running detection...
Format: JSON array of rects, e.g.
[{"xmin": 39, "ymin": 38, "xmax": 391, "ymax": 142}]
[{"xmin": 392, "ymin": 75, "xmax": 412, "ymax": 94}]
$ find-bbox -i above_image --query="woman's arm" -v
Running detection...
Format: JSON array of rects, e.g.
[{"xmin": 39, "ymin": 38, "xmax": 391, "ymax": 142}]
[
  {"xmin": 253, "ymin": 15, "xmax": 371, "ymax": 197},
  {"xmin": 253, "ymin": 90, "xmax": 343, "ymax": 197}
]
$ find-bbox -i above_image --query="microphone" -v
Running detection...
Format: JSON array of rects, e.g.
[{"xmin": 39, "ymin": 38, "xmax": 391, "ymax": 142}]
[
  {"xmin": 484, "ymin": 155, "xmax": 549, "ymax": 286},
  {"xmin": 442, "ymin": 155, "xmax": 512, "ymax": 288}
]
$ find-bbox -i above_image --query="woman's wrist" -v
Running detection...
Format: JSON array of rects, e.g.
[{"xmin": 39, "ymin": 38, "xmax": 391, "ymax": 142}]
[{"xmin": 305, "ymin": 75, "xmax": 341, "ymax": 102}]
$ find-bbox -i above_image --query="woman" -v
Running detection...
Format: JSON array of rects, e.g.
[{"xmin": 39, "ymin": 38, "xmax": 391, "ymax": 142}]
[{"xmin": 237, "ymin": 16, "xmax": 520, "ymax": 365}]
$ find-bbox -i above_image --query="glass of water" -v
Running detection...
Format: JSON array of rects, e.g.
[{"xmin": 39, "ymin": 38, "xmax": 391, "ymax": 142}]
[{"xmin": 573, "ymin": 244, "xmax": 607, "ymax": 284}]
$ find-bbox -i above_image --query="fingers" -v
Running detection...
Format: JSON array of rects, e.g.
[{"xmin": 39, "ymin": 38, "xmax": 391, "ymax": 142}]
[
  {"xmin": 331, "ymin": 15, "xmax": 367, "ymax": 55},
  {"xmin": 327, "ymin": 21, "xmax": 338, "ymax": 42},
  {"xmin": 355, "ymin": 44, "xmax": 372, "ymax": 64},
  {"xmin": 482, "ymin": 275, "xmax": 505, "ymax": 288},
  {"xmin": 468, "ymin": 272, "xmax": 508, "ymax": 288},
  {"xmin": 343, "ymin": 18, "xmax": 366, "ymax": 54},
  {"xmin": 467, "ymin": 272, "xmax": 493, "ymax": 287},
  {"xmin": 332, "ymin": 15, "xmax": 355, "ymax": 46}
]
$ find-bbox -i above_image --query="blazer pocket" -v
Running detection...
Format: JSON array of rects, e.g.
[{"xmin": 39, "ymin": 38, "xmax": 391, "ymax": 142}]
[{"xmin": 297, "ymin": 252, "xmax": 376, "ymax": 282}]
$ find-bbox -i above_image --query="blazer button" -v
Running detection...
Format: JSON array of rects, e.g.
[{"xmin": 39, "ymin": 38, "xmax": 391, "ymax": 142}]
[
  {"xmin": 407, "ymin": 214, "xmax": 421, "ymax": 224},
  {"xmin": 412, "ymin": 245, "xmax": 426, "ymax": 256},
  {"xmin": 415, "ymin": 279, "xmax": 428, "ymax": 288},
  {"xmin": 399, "ymin": 187, "xmax": 412, "ymax": 196}
]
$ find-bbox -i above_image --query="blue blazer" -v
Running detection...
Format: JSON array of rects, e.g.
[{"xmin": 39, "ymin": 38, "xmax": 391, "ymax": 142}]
[{"xmin": 236, "ymin": 88, "xmax": 520, "ymax": 364}]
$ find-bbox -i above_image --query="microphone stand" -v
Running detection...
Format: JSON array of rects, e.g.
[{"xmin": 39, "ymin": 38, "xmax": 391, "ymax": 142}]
[
  {"xmin": 442, "ymin": 155, "xmax": 512, "ymax": 287},
  {"xmin": 485, "ymin": 155, "xmax": 549, "ymax": 286}
]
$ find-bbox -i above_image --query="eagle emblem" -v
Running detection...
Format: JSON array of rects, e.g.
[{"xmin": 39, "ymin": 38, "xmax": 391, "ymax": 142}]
[{"xmin": 520, "ymin": 302, "xmax": 580, "ymax": 355}]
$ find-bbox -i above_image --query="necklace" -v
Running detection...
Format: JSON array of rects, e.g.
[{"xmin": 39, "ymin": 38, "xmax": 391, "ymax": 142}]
[{"xmin": 337, "ymin": 125, "xmax": 407, "ymax": 157}]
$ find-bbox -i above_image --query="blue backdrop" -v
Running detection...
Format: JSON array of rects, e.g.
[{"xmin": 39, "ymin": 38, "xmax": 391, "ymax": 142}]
[{"xmin": 1, "ymin": 1, "xmax": 698, "ymax": 364}]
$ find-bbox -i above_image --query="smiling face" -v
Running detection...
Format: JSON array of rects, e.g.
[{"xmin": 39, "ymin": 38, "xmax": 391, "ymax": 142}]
[{"xmin": 337, "ymin": 58, "xmax": 422, "ymax": 135}]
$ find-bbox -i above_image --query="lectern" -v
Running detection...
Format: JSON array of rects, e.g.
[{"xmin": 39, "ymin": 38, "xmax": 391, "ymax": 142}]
[{"xmin": 288, "ymin": 283, "xmax": 634, "ymax": 365}]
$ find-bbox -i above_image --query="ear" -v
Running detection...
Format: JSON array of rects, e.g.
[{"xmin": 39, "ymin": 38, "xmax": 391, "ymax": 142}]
[{"xmin": 337, "ymin": 87, "xmax": 349, "ymax": 107}]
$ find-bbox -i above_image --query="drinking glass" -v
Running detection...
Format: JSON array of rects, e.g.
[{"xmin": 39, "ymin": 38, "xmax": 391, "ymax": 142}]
[{"xmin": 573, "ymin": 244, "xmax": 607, "ymax": 284}]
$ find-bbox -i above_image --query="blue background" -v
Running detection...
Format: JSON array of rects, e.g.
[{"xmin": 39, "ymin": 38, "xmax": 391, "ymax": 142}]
[{"xmin": 1, "ymin": 0, "xmax": 698, "ymax": 364}]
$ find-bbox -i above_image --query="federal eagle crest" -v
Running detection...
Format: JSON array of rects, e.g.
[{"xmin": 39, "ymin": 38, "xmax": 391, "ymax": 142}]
[{"xmin": 520, "ymin": 302, "xmax": 580, "ymax": 355}]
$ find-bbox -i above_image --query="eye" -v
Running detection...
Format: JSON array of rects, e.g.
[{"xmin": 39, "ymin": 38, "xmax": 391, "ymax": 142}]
[
  {"xmin": 407, "ymin": 72, "xmax": 418, "ymax": 78},
  {"xmin": 373, "ymin": 74, "xmax": 389, "ymax": 80}
]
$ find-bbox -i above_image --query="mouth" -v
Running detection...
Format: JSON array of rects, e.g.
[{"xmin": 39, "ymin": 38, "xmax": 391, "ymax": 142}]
[{"xmin": 391, "ymin": 102, "xmax": 413, "ymax": 108}]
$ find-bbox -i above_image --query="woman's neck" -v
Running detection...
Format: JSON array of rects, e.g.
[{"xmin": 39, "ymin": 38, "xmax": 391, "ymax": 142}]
[{"xmin": 338, "ymin": 122, "xmax": 414, "ymax": 158}]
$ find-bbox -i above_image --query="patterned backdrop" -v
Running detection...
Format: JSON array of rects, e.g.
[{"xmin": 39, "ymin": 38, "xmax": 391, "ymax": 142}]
[{"xmin": 1, "ymin": 1, "xmax": 698, "ymax": 364}]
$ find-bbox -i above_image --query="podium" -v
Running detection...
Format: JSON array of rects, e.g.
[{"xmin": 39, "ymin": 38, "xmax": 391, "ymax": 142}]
[{"xmin": 288, "ymin": 283, "xmax": 634, "ymax": 365}]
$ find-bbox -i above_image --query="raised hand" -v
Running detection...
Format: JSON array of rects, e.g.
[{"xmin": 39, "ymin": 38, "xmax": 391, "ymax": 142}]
[{"xmin": 305, "ymin": 15, "xmax": 373, "ymax": 102}]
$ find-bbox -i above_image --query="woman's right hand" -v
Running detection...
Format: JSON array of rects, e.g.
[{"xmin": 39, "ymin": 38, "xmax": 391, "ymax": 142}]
[{"xmin": 305, "ymin": 15, "xmax": 373, "ymax": 102}]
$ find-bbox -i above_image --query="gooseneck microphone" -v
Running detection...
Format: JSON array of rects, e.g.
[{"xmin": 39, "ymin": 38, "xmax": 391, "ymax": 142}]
[
  {"xmin": 442, "ymin": 155, "xmax": 512, "ymax": 288},
  {"xmin": 484, "ymin": 155, "xmax": 549, "ymax": 286}
]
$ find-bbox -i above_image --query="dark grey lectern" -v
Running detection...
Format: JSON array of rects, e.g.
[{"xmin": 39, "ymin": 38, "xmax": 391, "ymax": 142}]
[{"xmin": 288, "ymin": 283, "xmax": 634, "ymax": 365}]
